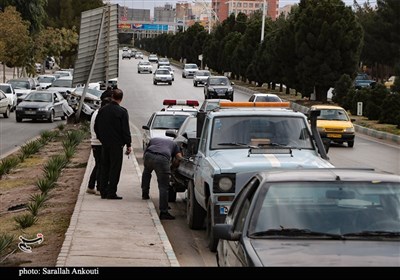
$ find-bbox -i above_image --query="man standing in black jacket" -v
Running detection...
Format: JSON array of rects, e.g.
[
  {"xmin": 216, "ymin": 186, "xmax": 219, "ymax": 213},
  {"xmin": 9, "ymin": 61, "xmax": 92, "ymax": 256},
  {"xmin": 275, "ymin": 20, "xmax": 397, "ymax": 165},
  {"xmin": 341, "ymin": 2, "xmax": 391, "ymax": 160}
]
[{"xmin": 94, "ymin": 89, "xmax": 132, "ymax": 199}]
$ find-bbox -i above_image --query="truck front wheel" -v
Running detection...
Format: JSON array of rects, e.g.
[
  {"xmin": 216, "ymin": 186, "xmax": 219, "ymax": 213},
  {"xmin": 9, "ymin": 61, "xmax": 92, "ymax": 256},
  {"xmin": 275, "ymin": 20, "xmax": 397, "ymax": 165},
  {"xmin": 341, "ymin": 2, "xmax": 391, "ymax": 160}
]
[
  {"xmin": 206, "ymin": 197, "xmax": 218, "ymax": 252},
  {"xmin": 186, "ymin": 180, "xmax": 206, "ymax": 229}
]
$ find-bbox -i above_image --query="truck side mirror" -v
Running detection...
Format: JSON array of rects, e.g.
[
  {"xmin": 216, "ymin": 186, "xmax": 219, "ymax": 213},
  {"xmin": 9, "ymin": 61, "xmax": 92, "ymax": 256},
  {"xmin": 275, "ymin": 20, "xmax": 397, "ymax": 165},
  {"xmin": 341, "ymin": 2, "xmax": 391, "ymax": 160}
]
[{"xmin": 187, "ymin": 138, "xmax": 199, "ymax": 156}]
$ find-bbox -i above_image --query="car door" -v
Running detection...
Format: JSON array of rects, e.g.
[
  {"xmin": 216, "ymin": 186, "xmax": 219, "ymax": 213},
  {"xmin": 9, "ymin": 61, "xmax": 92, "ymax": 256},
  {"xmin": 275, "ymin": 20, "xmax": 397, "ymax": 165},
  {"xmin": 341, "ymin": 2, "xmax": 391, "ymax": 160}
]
[
  {"xmin": 142, "ymin": 113, "xmax": 156, "ymax": 147},
  {"xmin": 0, "ymin": 90, "xmax": 8, "ymax": 114},
  {"xmin": 53, "ymin": 92, "xmax": 63, "ymax": 117},
  {"xmin": 222, "ymin": 177, "xmax": 259, "ymax": 266}
]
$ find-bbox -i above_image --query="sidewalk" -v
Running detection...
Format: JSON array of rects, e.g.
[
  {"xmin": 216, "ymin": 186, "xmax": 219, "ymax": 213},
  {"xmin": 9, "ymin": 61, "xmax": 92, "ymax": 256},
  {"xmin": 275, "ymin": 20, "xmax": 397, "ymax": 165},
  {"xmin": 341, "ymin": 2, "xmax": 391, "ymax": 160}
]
[{"xmin": 56, "ymin": 150, "xmax": 179, "ymax": 267}]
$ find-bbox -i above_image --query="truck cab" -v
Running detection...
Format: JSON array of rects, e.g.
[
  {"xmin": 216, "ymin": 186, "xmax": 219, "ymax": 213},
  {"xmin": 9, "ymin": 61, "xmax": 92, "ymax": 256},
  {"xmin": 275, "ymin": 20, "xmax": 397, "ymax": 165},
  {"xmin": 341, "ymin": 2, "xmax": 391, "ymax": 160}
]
[{"xmin": 171, "ymin": 102, "xmax": 333, "ymax": 251}]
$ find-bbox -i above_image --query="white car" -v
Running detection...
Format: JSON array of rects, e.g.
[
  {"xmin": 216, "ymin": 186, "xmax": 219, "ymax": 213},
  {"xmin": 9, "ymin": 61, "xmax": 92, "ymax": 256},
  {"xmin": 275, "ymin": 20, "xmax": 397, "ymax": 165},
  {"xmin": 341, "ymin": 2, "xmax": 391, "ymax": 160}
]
[
  {"xmin": 248, "ymin": 93, "xmax": 283, "ymax": 102},
  {"xmin": 37, "ymin": 74, "xmax": 57, "ymax": 89},
  {"xmin": 47, "ymin": 76, "xmax": 75, "ymax": 98},
  {"xmin": 153, "ymin": 69, "xmax": 173, "ymax": 85},
  {"xmin": 135, "ymin": 52, "xmax": 143, "ymax": 59},
  {"xmin": 158, "ymin": 65, "xmax": 174, "ymax": 81},
  {"xmin": 162, "ymin": 99, "xmax": 199, "ymax": 115},
  {"xmin": 193, "ymin": 70, "xmax": 211, "ymax": 86},
  {"xmin": 137, "ymin": 61, "xmax": 153, "ymax": 73},
  {"xmin": 7, "ymin": 78, "xmax": 37, "ymax": 104},
  {"xmin": 141, "ymin": 111, "xmax": 192, "ymax": 150},
  {"xmin": 148, "ymin": 54, "xmax": 158, "ymax": 63},
  {"xmin": 0, "ymin": 89, "xmax": 12, "ymax": 118},
  {"xmin": 182, "ymin": 63, "xmax": 199, "ymax": 78},
  {"xmin": 0, "ymin": 83, "xmax": 17, "ymax": 111}
]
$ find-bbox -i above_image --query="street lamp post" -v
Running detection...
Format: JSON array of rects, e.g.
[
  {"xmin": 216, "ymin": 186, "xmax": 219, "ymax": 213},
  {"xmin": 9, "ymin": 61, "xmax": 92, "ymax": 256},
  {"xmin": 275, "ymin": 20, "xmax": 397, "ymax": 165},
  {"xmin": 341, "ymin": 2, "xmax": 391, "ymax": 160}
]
[{"xmin": 261, "ymin": 0, "xmax": 266, "ymax": 43}]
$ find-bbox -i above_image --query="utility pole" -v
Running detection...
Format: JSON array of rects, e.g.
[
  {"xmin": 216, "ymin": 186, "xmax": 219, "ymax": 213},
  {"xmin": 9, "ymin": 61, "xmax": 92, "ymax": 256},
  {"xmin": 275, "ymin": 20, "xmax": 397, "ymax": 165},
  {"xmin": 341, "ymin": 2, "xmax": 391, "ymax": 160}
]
[{"xmin": 261, "ymin": 0, "xmax": 266, "ymax": 43}]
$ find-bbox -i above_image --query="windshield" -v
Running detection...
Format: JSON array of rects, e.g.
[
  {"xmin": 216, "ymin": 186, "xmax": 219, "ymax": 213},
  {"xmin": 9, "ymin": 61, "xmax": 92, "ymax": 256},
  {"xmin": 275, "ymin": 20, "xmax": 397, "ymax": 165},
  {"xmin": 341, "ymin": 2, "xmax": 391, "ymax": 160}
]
[
  {"xmin": 249, "ymin": 182, "xmax": 400, "ymax": 238},
  {"xmin": 0, "ymin": 85, "xmax": 12, "ymax": 93},
  {"xmin": 318, "ymin": 109, "xmax": 349, "ymax": 121},
  {"xmin": 185, "ymin": 64, "xmax": 198, "ymax": 69},
  {"xmin": 51, "ymin": 79, "xmax": 72, "ymax": 88},
  {"xmin": 38, "ymin": 76, "xmax": 56, "ymax": 83},
  {"xmin": 255, "ymin": 95, "xmax": 282, "ymax": 102},
  {"xmin": 209, "ymin": 78, "xmax": 228, "ymax": 86},
  {"xmin": 210, "ymin": 116, "xmax": 313, "ymax": 150},
  {"xmin": 25, "ymin": 92, "xmax": 52, "ymax": 102},
  {"xmin": 73, "ymin": 88, "xmax": 102, "ymax": 98},
  {"xmin": 152, "ymin": 115, "xmax": 189, "ymax": 130},
  {"xmin": 156, "ymin": 70, "xmax": 170, "ymax": 75},
  {"xmin": 196, "ymin": 71, "xmax": 210, "ymax": 77},
  {"xmin": 8, "ymin": 80, "xmax": 29, "ymax": 89}
]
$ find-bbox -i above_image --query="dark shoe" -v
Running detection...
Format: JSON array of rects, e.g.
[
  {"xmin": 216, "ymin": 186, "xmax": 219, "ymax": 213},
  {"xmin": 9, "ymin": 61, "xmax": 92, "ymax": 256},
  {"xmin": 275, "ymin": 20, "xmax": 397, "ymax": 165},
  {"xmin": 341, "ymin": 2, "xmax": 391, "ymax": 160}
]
[
  {"xmin": 142, "ymin": 193, "xmax": 150, "ymax": 200},
  {"xmin": 107, "ymin": 195, "xmax": 123, "ymax": 200},
  {"xmin": 159, "ymin": 212, "xmax": 175, "ymax": 220}
]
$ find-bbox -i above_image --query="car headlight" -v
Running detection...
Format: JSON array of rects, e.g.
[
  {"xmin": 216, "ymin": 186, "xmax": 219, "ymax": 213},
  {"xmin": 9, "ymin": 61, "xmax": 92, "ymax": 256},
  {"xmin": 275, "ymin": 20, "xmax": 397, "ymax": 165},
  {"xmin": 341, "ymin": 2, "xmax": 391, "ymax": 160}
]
[
  {"xmin": 38, "ymin": 107, "xmax": 49, "ymax": 111},
  {"xmin": 208, "ymin": 88, "xmax": 215, "ymax": 92},
  {"xmin": 16, "ymin": 107, "xmax": 23, "ymax": 111},
  {"xmin": 227, "ymin": 87, "xmax": 233, "ymax": 92},
  {"xmin": 345, "ymin": 127, "xmax": 355, "ymax": 133},
  {"xmin": 213, "ymin": 174, "xmax": 237, "ymax": 192},
  {"xmin": 217, "ymin": 177, "xmax": 233, "ymax": 192}
]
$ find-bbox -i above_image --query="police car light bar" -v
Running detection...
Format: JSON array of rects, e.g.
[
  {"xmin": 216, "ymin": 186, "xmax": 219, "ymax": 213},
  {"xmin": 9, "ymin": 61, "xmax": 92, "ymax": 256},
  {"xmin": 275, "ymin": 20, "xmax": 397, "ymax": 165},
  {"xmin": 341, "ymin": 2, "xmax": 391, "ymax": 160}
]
[
  {"xmin": 219, "ymin": 102, "xmax": 291, "ymax": 108},
  {"xmin": 163, "ymin": 99, "xmax": 199, "ymax": 106}
]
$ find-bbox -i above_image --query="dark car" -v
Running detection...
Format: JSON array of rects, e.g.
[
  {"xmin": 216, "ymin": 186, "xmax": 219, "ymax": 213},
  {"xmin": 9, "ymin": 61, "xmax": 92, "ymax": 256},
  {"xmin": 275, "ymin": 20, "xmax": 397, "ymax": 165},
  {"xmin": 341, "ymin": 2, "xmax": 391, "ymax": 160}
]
[
  {"xmin": 214, "ymin": 168, "xmax": 400, "ymax": 267},
  {"xmin": 15, "ymin": 91, "xmax": 70, "ymax": 123},
  {"xmin": 354, "ymin": 73, "xmax": 376, "ymax": 89},
  {"xmin": 204, "ymin": 76, "xmax": 234, "ymax": 101}
]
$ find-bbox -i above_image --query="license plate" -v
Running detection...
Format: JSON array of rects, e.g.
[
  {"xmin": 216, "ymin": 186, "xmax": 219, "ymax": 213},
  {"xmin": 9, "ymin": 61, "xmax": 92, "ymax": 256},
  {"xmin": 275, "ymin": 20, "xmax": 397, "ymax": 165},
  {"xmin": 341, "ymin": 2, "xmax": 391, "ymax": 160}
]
[
  {"xmin": 327, "ymin": 133, "xmax": 342, "ymax": 138},
  {"xmin": 219, "ymin": 205, "xmax": 229, "ymax": 215},
  {"xmin": 25, "ymin": 111, "xmax": 36, "ymax": 115},
  {"xmin": 218, "ymin": 93, "xmax": 226, "ymax": 96}
]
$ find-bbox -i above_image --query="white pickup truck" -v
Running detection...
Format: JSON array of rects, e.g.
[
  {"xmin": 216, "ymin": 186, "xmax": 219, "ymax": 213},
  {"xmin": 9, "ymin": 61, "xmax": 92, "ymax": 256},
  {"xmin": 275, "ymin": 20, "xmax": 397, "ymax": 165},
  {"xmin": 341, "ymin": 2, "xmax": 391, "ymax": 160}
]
[{"xmin": 170, "ymin": 102, "xmax": 333, "ymax": 251}]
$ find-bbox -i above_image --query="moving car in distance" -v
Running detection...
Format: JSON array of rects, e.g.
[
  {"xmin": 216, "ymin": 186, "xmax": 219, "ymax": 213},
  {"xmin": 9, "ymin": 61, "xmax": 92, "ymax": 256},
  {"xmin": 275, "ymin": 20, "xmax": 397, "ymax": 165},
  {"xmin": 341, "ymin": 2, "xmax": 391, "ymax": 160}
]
[
  {"xmin": 158, "ymin": 65, "xmax": 174, "ymax": 81},
  {"xmin": 204, "ymin": 76, "xmax": 234, "ymax": 101},
  {"xmin": 310, "ymin": 105, "xmax": 355, "ymax": 148},
  {"xmin": 153, "ymin": 68, "xmax": 173, "ymax": 85},
  {"xmin": 193, "ymin": 70, "xmax": 211, "ymax": 87},
  {"xmin": 182, "ymin": 63, "xmax": 199, "ymax": 78},
  {"xmin": 137, "ymin": 61, "xmax": 153, "ymax": 74},
  {"xmin": 215, "ymin": 168, "xmax": 400, "ymax": 267},
  {"xmin": 248, "ymin": 93, "xmax": 282, "ymax": 102},
  {"xmin": 148, "ymin": 54, "xmax": 158, "ymax": 63}
]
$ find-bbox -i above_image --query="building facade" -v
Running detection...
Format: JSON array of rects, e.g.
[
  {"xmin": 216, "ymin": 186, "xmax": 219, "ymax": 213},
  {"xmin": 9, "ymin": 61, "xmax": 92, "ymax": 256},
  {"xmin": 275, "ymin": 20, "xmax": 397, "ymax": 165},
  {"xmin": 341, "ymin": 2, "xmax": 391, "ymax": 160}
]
[{"xmin": 212, "ymin": 0, "xmax": 279, "ymax": 22}]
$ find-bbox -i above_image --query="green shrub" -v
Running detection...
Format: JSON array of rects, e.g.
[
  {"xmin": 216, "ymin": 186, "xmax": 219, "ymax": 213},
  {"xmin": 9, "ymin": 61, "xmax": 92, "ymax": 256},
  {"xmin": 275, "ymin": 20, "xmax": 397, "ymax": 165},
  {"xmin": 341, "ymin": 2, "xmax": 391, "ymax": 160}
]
[
  {"xmin": 40, "ymin": 130, "xmax": 59, "ymax": 143},
  {"xmin": 0, "ymin": 156, "xmax": 20, "ymax": 178},
  {"xmin": 20, "ymin": 140, "xmax": 43, "ymax": 158},
  {"xmin": 379, "ymin": 93, "xmax": 400, "ymax": 125},
  {"xmin": 30, "ymin": 193, "xmax": 48, "ymax": 209},
  {"xmin": 57, "ymin": 123, "xmax": 65, "ymax": 131},
  {"xmin": 64, "ymin": 145, "xmax": 76, "ymax": 160},
  {"xmin": 0, "ymin": 233, "xmax": 14, "ymax": 256},
  {"xmin": 14, "ymin": 214, "xmax": 38, "ymax": 229},
  {"xmin": 333, "ymin": 74, "xmax": 353, "ymax": 105},
  {"xmin": 36, "ymin": 178, "xmax": 55, "ymax": 193},
  {"xmin": 27, "ymin": 201, "xmax": 41, "ymax": 216}
]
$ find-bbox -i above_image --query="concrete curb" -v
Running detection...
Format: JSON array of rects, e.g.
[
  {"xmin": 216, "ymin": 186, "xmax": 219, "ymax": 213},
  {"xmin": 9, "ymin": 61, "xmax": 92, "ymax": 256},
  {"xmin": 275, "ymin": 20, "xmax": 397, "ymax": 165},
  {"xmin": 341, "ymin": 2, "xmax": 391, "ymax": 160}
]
[
  {"xmin": 130, "ymin": 152, "xmax": 180, "ymax": 267},
  {"xmin": 235, "ymin": 84, "xmax": 400, "ymax": 144}
]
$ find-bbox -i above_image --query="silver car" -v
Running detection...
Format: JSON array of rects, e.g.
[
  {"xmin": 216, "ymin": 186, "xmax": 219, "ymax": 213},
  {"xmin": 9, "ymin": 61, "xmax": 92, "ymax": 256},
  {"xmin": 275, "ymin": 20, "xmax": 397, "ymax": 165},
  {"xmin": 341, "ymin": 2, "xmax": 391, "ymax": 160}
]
[
  {"xmin": 193, "ymin": 70, "xmax": 211, "ymax": 87},
  {"xmin": 215, "ymin": 168, "xmax": 400, "ymax": 266},
  {"xmin": 137, "ymin": 61, "xmax": 153, "ymax": 74},
  {"xmin": 153, "ymin": 69, "xmax": 173, "ymax": 85}
]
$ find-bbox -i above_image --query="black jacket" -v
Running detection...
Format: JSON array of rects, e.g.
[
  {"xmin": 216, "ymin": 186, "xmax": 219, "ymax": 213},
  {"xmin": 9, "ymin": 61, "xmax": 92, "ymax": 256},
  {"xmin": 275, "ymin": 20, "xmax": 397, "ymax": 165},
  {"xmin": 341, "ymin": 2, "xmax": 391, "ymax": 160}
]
[{"xmin": 94, "ymin": 101, "xmax": 131, "ymax": 147}]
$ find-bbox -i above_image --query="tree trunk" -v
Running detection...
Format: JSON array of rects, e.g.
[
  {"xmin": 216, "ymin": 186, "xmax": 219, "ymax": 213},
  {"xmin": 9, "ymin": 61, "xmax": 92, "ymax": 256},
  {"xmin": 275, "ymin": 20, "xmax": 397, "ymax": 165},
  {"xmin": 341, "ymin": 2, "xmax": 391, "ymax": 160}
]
[
  {"xmin": 286, "ymin": 87, "xmax": 290, "ymax": 95},
  {"xmin": 315, "ymin": 85, "xmax": 329, "ymax": 102}
]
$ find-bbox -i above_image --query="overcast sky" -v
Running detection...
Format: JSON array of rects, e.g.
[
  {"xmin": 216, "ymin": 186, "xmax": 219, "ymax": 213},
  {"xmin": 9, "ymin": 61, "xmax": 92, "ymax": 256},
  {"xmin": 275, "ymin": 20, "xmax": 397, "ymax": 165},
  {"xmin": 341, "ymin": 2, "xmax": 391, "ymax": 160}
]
[{"xmin": 108, "ymin": 0, "xmax": 375, "ymax": 10}]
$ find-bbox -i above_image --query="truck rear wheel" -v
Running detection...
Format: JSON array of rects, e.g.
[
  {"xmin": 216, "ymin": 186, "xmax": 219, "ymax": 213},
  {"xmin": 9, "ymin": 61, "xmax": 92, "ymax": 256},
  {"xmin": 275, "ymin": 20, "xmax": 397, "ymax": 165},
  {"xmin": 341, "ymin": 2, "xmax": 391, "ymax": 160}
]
[{"xmin": 186, "ymin": 180, "xmax": 205, "ymax": 229}]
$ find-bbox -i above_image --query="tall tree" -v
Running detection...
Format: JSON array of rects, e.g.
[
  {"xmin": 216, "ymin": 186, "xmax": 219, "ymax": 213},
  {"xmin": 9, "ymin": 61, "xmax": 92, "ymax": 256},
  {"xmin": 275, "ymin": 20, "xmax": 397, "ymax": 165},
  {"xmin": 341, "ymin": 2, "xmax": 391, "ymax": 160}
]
[
  {"xmin": 293, "ymin": 0, "xmax": 364, "ymax": 101},
  {"xmin": 0, "ymin": 6, "xmax": 32, "ymax": 80},
  {"xmin": 0, "ymin": 0, "xmax": 47, "ymax": 34}
]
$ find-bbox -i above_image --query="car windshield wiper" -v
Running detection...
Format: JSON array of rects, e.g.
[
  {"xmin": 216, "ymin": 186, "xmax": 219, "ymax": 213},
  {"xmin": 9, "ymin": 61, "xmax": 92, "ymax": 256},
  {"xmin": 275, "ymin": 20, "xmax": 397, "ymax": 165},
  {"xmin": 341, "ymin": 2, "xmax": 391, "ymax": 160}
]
[
  {"xmin": 250, "ymin": 228, "xmax": 345, "ymax": 239},
  {"xmin": 343, "ymin": 231, "xmax": 400, "ymax": 237},
  {"xmin": 218, "ymin": 142, "xmax": 258, "ymax": 148},
  {"xmin": 257, "ymin": 142, "xmax": 287, "ymax": 147}
]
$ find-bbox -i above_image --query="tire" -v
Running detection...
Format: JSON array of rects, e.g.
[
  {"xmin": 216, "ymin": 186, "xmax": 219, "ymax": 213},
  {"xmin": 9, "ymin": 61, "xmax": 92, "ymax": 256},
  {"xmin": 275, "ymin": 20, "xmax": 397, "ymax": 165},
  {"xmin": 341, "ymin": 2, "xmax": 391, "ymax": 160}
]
[
  {"xmin": 48, "ymin": 110, "xmax": 54, "ymax": 123},
  {"xmin": 61, "ymin": 114, "xmax": 66, "ymax": 120},
  {"xmin": 168, "ymin": 185, "xmax": 177, "ymax": 202},
  {"xmin": 187, "ymin": 180, "xmax": 206, "ymax": 230},
  {"xmin": 3, "ymin": 106, "xmax": 10, "ymax": 118},
  {"xmin": 16, "ymin": 116, "xmax": 22, "ymax": 122},
  {"xmin": 153, "ymin": 81, "xmax": 157, "ymax": 85},
  {"xmin": 348, "ymin": 140, "xmax": 354, "ymax": 148},
  {"xmin": 168, "ymin": 81, "xmax": 172, "ymax": 85},
  {"xmin": 206, "ymin": 197, "xmax": 218, "ymax": 252},
  {"xmin": 194, "ymin": 82, "xmax": 197, "ymax": 87}
]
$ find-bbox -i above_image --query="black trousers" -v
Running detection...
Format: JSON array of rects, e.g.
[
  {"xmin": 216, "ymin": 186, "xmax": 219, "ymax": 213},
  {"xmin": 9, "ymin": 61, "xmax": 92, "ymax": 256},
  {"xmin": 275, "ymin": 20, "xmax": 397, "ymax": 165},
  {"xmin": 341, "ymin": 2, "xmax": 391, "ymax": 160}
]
[
  {"xmin": 88, "ymin": 145, "xmax": 102, "ymax": 191},
  {"xmin": 100, "ymin": 144, "xmax": 123, "ymax": 197}
]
